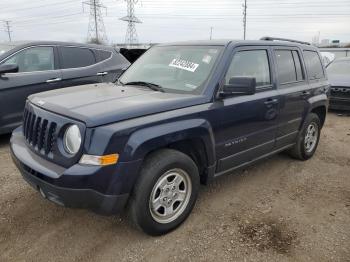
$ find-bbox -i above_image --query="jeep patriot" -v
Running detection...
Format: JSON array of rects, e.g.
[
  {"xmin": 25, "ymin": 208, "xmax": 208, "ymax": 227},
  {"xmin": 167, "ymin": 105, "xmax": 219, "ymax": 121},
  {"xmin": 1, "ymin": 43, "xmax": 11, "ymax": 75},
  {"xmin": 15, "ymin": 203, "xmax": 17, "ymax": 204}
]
[{"xmin": 10, "ymin": 37, "xmax": 329, "ymax": 235}]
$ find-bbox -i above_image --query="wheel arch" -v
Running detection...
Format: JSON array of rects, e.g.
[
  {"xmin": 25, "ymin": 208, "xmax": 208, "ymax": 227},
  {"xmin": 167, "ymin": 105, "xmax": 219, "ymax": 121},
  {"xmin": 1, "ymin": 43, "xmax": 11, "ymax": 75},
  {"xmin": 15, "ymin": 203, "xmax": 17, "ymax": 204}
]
[
  {"xmin": 122, "ymin": 119, "xmax": 216, "ymax": 184},
  {"xmin": 306, "ymin": 94, "xmax": 328, "ymax": 128},
  {"xmin": 310, "ymin": 105, "xmax": 327, "ymax": 128}
]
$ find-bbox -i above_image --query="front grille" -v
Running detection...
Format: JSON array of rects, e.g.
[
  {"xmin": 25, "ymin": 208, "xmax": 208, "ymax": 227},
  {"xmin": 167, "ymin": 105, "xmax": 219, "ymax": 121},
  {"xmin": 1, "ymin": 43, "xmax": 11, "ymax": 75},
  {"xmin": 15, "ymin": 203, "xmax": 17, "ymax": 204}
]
[
  {"xmin": 23, "ymin": 108, "xmax": 57, "ymax": 155},
  {"xmin": 331, "ymin": 86, "xmax": 350, "ymax": 99}
]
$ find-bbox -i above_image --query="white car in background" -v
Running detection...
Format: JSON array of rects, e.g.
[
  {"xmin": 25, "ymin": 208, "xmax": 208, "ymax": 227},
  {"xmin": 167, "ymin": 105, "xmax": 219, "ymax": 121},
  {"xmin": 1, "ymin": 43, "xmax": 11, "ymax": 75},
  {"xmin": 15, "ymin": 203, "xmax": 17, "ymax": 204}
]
[{"xmin": 320, "ymin": 52, "xmax": 335, "ymax": 66}]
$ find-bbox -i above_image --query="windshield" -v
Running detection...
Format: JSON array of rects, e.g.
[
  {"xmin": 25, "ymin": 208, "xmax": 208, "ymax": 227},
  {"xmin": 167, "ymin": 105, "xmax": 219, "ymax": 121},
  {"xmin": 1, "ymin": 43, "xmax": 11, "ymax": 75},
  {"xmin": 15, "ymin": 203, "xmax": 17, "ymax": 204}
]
[
  {"xmin": 119, "ymin": 45, "xmax": 223, "ymax": 94},
  {"xmin": 0, "ymin": 44, "xmax": 16, "ymax": 55},
  {"xmin": 327, "ymin": 60, "xmax": 350, "ymax": 75}
]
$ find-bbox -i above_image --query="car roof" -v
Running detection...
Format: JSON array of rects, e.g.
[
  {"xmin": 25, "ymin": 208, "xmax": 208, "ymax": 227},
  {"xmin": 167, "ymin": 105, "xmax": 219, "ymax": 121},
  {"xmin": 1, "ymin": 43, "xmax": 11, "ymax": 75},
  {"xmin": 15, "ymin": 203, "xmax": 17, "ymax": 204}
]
[
  {"xmin": 1, "ymin": 41, "xmax": 115, "ymax": 51},
  {"xmin": 156, "ymin": 39, "xmax": 316, "ymax": 50}
]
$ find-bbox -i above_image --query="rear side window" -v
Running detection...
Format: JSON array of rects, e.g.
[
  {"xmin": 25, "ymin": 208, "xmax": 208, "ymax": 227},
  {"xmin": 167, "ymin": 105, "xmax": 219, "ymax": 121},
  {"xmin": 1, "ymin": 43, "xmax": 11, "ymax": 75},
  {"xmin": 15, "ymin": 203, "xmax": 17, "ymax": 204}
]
[
  {"xmin": 303, "ymin": 51, "xmax": 324, "ymax": 80},
  {"xmin": 275, "ymin": 50, "xmax": 305, "ymax": 84},
  {"xmin": 225, "ymin": 50, "xmax": 271, "ymax": 87},
  {"xmin": 96, "ymin": 50, "xmax": 112, "ymax": 62},
  {"xmin": 60, "ymin": 47, "xmax": 96, "ymax": 69},
  {"xmin": 275, "ymin": 50, "xmax": 296, "ymax": 83}
]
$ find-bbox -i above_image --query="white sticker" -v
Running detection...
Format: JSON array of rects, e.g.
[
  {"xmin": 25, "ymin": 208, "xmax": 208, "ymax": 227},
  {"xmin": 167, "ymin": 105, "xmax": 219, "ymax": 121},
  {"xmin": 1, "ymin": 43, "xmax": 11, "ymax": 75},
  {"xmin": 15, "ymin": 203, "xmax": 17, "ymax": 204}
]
[
  {"xmin": 202, "ymin": 55, "xmax": 212, "ymax": 64},
  {"xmin": 169, "ymin": 58, "xmax": 199, "ymax": 72},
  {"xmin": 185, "ymin": 83, "xmax": 197, "ymax": 89},
  {"xmin": 209, "ymin": 49, "xmax": 218, "ymax": 54}
]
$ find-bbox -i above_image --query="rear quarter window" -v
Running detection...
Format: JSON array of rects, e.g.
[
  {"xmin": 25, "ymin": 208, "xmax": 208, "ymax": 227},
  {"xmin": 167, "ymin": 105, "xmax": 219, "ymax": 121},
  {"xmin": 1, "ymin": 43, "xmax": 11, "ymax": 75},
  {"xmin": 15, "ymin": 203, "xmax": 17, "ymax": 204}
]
[
  {"xmin": 96, "ymin": 50, "xmax": 112, "ymax": 62},
  {"xmin": 303, "ymin": 50, "xmax": 324, "ymax": 80}
]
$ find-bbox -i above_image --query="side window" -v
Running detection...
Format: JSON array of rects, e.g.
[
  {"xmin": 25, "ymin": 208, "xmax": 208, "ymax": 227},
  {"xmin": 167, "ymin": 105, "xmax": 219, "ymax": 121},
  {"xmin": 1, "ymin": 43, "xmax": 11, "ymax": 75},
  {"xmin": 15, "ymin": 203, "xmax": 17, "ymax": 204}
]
[
  {"xmin": 96, "ymin": 50, "xmax": 112, "ymax": 62},
  {"xmin": 60, "ymin": 47, "xmax": 96, "ymax": 69},
  {"xmin": 225, "ymin": 50, "xmax": 271, "ymax": 87},
  {"xmin": 303, "ymin": 51, "xmax": 324, "ymax": 80},
  {"xmin": 2, "ymin": 46, "xmax": 54, "ymax": 72},
  {"xmin": 292, "ymin": 50, "xmax": 304, "ymax": 81},
  {"xmin": 275, "ymin": 50, "xmax": 297, "ymax": 84}
]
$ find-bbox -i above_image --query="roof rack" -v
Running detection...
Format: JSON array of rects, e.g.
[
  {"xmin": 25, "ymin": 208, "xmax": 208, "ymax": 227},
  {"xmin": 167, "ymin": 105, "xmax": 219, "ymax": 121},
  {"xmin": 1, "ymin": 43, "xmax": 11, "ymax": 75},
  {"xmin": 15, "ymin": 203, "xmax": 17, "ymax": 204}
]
[{"xmin": 260, "ymin": 36, "xmax": 310, "ymax": 45}]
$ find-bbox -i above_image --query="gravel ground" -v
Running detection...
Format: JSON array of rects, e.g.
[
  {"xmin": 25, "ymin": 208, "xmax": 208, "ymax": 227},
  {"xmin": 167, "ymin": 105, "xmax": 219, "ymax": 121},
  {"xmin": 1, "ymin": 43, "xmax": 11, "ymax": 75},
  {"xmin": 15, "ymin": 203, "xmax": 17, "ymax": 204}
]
[{"xmin": 0, "ymin": 112, "xmax": 349, "ymax": 262}]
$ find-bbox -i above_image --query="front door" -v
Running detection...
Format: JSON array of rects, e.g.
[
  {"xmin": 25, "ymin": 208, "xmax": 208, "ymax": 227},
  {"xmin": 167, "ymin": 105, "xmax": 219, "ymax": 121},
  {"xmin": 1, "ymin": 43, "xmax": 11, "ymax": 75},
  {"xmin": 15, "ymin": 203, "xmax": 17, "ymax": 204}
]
[
  {"xmin": 214, "ymin": 47, "xmax": 280, "ymax": 174},
  {"xmin": 0, "ymin": 46, "xmax": 61, "ymax": 133}
]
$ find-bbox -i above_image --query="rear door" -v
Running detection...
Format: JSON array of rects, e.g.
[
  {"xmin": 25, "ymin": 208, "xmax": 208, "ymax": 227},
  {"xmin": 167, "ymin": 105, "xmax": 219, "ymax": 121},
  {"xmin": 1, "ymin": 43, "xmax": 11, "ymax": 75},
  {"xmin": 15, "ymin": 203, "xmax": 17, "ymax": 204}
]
[
  {"xmin": 58, "ymin": 46, "xmax": 102, "ymax": 87},
  {"xmin": 95, "ymin": 49, "xmax": 130, "ymax": 82},
  {"xmin": 273, "ymin": 47, "xmax": 309, "ymax": 148},
  {"xmin": 214, "ymin": 46, "xmax": 280, "ymax": 173},
  {"xmin": 0, "ymin": 45, "xmax": 61, "ymax": 132},
  {"xmin": 274, "ymin": 48, "xmax": 328, "ymax": 148}
]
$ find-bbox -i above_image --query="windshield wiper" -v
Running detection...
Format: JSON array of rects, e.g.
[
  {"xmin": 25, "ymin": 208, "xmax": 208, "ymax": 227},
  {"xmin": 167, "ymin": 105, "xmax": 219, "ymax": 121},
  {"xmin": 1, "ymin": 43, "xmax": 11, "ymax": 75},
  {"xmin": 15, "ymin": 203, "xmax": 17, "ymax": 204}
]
[{"xmin": 124, "ymin": 81, "xmax": 165, "ymax": 92}]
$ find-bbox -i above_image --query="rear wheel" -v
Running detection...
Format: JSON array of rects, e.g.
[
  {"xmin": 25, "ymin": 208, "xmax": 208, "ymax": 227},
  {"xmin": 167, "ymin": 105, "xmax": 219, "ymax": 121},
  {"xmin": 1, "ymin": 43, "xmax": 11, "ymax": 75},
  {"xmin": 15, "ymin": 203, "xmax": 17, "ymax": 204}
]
[
  {"xmin": 129, "ymin": 149, "xmax": 199, "ymax": 236},
  {"xmin": 288, "ymin": 113, "xmax": 321, "ymax": 160}
]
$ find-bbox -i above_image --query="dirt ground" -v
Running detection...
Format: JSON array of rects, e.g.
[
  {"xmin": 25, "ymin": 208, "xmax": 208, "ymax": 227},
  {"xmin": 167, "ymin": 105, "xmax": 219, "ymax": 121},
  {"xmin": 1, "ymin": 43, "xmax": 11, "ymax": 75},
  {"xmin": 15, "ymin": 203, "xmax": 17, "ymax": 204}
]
[{"xmin": 0, "ymin": 112, "xmax": 349, "ymax": 262}]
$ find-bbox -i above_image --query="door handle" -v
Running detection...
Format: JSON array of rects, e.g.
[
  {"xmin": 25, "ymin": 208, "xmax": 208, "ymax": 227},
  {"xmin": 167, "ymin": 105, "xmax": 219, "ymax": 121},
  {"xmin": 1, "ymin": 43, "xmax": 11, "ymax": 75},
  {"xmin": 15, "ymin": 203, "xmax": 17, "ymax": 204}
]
[
  {"xmin": 97, "ymin": 72, "xmax": 108, "ymax": 76},
  {"xmin": 300, "ymin": 91, "xmax": 311, "ymax": 97},
  {"xmin": 46, "ymin": 77, "xmax": 62, "ymax": 83},
  {"xmin": 264, "ymin": 98, "xmax": 279, "ymax": 107}
]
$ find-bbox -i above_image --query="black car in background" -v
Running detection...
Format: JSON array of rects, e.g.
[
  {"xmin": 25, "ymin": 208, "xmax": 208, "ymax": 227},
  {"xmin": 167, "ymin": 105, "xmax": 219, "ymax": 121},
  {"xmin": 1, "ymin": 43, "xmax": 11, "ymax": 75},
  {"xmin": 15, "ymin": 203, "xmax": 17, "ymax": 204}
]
[
  {"xmin": 0, "ymin": 41, "xmax": 130, "ymax": 135},
  {"xmin": 326, "ymin": 57, "xmax": 350, "ymax": 110}
]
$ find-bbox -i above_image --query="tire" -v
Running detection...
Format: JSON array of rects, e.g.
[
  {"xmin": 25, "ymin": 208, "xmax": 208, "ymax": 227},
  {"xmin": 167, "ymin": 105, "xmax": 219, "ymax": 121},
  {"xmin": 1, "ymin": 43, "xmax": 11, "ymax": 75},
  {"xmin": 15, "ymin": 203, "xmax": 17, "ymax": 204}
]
[
  {"xmin": 288, "ymin": 113, "xmax": 321, "ymax": 160},
  {"xmin": 128, "ymin": 149, "xmax": 200, "ymax": 236}
]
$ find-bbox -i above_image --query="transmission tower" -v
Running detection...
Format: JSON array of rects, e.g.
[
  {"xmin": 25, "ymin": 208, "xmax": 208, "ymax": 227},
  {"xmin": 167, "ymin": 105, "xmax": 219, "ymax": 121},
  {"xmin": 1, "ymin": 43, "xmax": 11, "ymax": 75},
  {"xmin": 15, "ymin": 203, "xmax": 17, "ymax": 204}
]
[
  {"xmin": 83, "ymin": 0, "xmax": 108, "ymax": 44},
  {"xmin": 120, "ymin": 0, "xmax": 142, "ymax": 47},
  {"xmin": 2, "ymin": 20, "xmax": 12, "ymax": 42},
  {"xmin": 242, "ymin": 0, "xmax": 247, "ymax": 40}
]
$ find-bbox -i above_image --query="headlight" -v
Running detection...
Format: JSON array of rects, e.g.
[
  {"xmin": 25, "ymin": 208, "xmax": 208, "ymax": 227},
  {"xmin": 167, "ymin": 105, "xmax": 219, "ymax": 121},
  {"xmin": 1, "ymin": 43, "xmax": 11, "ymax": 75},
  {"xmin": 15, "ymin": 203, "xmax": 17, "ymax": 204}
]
[{"xmin": 63, "ymin": 125, "xmax": 81, "ymax": 155}]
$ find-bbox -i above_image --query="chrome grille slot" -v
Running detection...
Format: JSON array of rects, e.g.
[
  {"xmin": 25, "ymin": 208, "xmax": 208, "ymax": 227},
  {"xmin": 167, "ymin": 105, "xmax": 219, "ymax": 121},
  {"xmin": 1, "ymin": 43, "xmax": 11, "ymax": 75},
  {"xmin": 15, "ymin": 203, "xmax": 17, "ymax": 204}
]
[
  {"xmin": 45, "ymin": 122, "xmax": 57, "ymax": 154},
  {"xmin": 38, "ymin": 120, "xmax": 48, "ymax": 151},
  {"xmin": 23, "ymin": 107, "xmax": 57, "ymax": 155},
  {"xmin": 28, "ymin": 113, "xmax": 36, "ymax": 143}
]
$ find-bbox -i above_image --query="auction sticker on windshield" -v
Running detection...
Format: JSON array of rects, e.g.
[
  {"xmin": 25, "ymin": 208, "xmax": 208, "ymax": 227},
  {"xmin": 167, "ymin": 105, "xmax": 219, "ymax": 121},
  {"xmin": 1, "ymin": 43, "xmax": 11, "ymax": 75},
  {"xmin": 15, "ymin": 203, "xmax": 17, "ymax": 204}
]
[{"xmin": 169, "ymin": 58, "xmax": 199, "ymax": 72}]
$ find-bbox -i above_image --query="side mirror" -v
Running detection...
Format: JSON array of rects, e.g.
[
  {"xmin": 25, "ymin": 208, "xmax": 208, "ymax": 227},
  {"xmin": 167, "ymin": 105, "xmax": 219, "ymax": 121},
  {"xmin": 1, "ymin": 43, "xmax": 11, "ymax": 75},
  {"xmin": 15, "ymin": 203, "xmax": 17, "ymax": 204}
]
[
  {"xmin": 0, "ymin": 64, "xmax": 19, "ymax": 75},
  {"xmin": 220, "ymin": 77, "xmax": 256, "ymax": 97}
]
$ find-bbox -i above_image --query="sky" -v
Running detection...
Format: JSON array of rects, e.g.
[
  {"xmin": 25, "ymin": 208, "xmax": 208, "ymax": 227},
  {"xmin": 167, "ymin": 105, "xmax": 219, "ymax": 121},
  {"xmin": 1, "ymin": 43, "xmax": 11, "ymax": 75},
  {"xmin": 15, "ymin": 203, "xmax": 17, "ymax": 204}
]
[{"xmin": 0, "ymin": 0, "xmax": 349, "ymax": 44}]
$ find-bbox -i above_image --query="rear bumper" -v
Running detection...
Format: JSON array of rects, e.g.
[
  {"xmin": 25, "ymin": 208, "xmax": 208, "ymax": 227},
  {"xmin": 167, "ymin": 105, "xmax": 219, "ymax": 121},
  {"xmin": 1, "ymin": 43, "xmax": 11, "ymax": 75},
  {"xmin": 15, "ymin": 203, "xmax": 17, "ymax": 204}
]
[{"xmin": 10, "ymin": 127, "xmax": 137, "ymax": 215}]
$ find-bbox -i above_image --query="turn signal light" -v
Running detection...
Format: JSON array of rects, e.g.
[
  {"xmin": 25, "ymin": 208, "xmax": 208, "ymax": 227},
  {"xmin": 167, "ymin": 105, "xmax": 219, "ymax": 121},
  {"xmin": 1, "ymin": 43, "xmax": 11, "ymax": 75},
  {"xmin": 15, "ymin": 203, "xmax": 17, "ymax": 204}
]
[{"xmin": 79, "ymin": 154, "xmax": 119, "ymax": 166}]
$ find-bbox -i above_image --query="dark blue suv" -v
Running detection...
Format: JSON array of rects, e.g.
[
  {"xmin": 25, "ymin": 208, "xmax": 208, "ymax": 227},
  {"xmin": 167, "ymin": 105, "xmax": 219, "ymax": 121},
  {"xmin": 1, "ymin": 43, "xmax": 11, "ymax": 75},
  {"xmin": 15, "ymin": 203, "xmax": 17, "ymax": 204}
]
[{"xmin": 10, "ymin": 38, "xmax": 329, "ymax": 235}]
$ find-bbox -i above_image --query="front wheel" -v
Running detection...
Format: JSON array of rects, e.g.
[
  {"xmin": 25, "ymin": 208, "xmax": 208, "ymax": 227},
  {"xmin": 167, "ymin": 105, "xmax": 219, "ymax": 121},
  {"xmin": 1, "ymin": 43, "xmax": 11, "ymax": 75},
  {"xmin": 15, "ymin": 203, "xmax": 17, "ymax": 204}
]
[
  {"xmin": 128, "ymin": 149, "xmax": 199, "ymax": 236},
  {"xmin": 288, "ymin": 113, "xmax": 321, "ymax": 160}
]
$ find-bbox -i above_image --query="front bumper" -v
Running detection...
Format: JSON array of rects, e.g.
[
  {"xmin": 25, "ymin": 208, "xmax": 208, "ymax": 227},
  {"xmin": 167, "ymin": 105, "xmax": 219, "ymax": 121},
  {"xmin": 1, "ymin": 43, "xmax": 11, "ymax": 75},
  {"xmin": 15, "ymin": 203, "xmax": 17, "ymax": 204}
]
[
  {"xmin": 10, "ymin": 127, "xmax": 141, "ymax": 215},
  {"xmin": 329, "ymin": 96, "xmax": 350, "ymax": 111}
]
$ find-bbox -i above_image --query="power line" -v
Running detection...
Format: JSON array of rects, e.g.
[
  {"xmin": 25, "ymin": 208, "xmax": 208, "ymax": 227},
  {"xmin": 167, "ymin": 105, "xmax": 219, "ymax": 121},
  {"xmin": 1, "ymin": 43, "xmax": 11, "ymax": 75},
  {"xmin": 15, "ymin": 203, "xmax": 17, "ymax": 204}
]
[
  {"xmin": 120, "ymin": 0, "xmax": 142, "ymax": 47},
  {"xmin": 13, "ymin": 12, "xmax": 83, "ymax": 25},
  {"xmin": 0, "ymin": 0, "xmax": 78, "ymax": 12},
  {"xmin": 83, "ymin": 0, "xmax": 108, "ymax": 44}
]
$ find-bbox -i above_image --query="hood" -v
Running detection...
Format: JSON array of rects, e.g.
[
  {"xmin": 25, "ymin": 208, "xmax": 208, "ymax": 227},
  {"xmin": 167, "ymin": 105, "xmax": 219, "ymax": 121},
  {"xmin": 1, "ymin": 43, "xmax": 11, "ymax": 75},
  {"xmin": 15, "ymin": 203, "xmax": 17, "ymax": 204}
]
[
  {"xmin": 328, "ymin": 74, "xmax": 350, "ymax": 88},
  {"xmin": 29, "ymin": 83, "xmax": 206, "ymax": 127}
]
